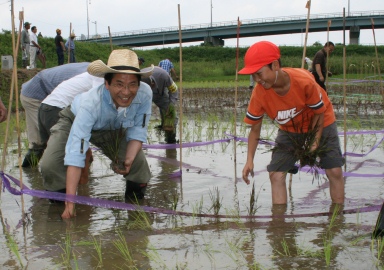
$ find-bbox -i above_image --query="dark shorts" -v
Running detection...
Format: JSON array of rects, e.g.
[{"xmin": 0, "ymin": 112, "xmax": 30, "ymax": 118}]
[{"xmin": 267, "ymin": 122, "xmax": 344, "ymax": 172}]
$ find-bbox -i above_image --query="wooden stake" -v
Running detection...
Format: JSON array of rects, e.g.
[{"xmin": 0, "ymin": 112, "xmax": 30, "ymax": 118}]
[
  {"xmin": 325, "ymin": 20, "xmax": 332, "ymax": 90},
  {"xmin": 234, "ymin": 17, "xmax": 241, "ymax": 162},
  {"xmin": 342, "ymin": 8, "xmax": 347, "ymax": 170},
  {"xmin": 371, "ymin": 18, "xmax": 383, "ymax": 102},
  {"xmin": 301, "ymin": 0, "xmax": 311, "ymax": 68},
  {"xmin": 1, "ymin": 4, "xmax": 26, "ymax": 213},
  {"xmin": 293, "ymin": 0, "xmax": 311, "ymax": 191},
  {"xmin": 68, "ymin": 23, "xmax": 72, "ymax": 63},
  {"xmin": 233, "ymin": 17, "xmax": 241, "ymax": 181},
  {"xmin": 0, "ymin": 9, "xmax": 21, "ymax": 183},
  {"xmin": 177, "ymin": 4, "xmax": 183, "ymax": 176}
]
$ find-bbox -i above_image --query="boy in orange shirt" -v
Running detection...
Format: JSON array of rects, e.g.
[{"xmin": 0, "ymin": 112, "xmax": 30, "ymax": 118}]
[{"xmin": 239, "ymin": 41, "xmax": 344, "ymax": 205}]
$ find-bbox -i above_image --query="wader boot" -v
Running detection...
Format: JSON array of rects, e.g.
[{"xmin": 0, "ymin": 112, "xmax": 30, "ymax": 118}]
[
  {"xmin": 165, "ymin": 130, "xmax": 177, "ymax": 144},
  {"xmin": 22, "ymin": 148, "xmax": 44, "ymax": 167},
  {"xmin": 125, "ymin": 180, "xmax": 147, "ymax": 202}
]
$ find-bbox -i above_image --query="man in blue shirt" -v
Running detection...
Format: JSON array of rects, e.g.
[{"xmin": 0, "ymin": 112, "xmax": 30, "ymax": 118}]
[
  {"xmin": 20, "ymin": 62, "xmax": 89, "ymax": 167},
  {"xmin": 65, "ymin": 33, "xmax": 76, "ymax": 63},
  {"xmin": 158, "ymin": 58, "xmax": 178, "ymax": 79},
  {"xmin": 39, "ymin": 49, "xmax": 154, "ymax": 219}
]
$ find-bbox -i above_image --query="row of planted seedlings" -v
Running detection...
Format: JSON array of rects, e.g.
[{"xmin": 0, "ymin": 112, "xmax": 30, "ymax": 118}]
[
  {"xmin": 180, "ymin": 87, "xmax": 251, "ymax": 113},
  {"xmin": 329, "ymin": 81, "xmax": 384, "ymax": 117}
]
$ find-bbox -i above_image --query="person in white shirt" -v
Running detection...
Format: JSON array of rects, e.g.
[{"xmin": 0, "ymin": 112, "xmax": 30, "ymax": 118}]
[
  {"xmin": 38, "ymin": 72, "xmax": 104, "ymax": 144},
  {"xmin": 29, "ymin": 26, "xmax": 40, "ymax": 69},
  {"xmin": 38, "ymin": 71, "xmax": 104, "ymax": 185}
]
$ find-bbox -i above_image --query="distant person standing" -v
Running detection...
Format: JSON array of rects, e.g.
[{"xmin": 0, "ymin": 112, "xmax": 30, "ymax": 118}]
[
  {"xmin": 158, "ymin": 58, "xmax": 178, "ymax": 79},
  {"xmin": 65, "ymin": 32, "xmax": 76, "ymax": 63},
  {"xmin": 29, "ymin": 26, "xmax": 41, "ymax": 69},
  {"xmin": 138, "ymin": 57, "xmax": 145, "ymax": 66},
  {"xmin": 21, "ymin": 22, "xmax": 31, "ymax": 68},
  {"xmin": 311, "ymin": 41, "xmax": 335, "ymax": 92},
  {"xmin": 55, "ymin": 29, "xmax": 66, "ymax": 65},
  {"xmin": 141, "ymin": 66, "xmax": 179, "ymax": 143}
]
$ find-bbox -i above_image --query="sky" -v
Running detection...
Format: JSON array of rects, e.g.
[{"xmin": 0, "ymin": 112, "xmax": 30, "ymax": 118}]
[{"xmin": 1, "ymin": 0, "xmax": 383, "ymax": 49}]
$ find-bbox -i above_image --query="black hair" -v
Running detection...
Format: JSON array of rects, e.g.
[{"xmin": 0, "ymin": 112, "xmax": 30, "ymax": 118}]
[
  {"xmin": 104, "ymin": 73, "xmax": 141, "ymax": 86},
  {"xmin": 267, "ymin": 59, "xmax": 282, "ymax": 69},
  {"xmin": 31, "ymin": 26, "xmax": 36, "ymax": 31},
  {"xmin": 324, "ymin": 41, "xmax": 335, "ymax": 47}
]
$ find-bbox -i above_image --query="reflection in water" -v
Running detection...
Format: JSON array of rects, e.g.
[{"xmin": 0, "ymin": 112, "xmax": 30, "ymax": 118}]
[
  {"xmin": 266, "ymin": 205, "xmax": 300, "ymax": 268},
  {"xmin": 1, "ymin": 109, "xmax": 383, "ymax": 268}
]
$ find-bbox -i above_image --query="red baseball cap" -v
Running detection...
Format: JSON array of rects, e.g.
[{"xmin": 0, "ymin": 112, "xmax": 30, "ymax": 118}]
[{"xmin": 238, "ymin": 41, "xmax": 281, "ymax": 74}]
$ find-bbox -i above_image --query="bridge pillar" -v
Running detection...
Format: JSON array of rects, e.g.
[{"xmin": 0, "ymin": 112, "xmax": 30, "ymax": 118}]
[
  {"xmin": 349, "ymin": 26, "xmax": 360, "ymax": 45},
  {"xmin": 204, "ymin": 36, "xmax": 224, "ymax": 46}
]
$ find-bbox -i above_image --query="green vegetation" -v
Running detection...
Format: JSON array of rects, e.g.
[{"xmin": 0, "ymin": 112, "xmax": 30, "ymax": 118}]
[
  {"xmin": 1, "ymin": 29, "xmax": 383, "ymax": 78},
  {"xmin": 1, "ymin": 29, "xmax": 383, "ymax": 112}
]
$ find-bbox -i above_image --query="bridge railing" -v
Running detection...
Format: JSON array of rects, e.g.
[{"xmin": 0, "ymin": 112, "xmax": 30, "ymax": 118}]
[{"xmin": 87, "ymin": 10, "xmax": 384, "ymax": 40}]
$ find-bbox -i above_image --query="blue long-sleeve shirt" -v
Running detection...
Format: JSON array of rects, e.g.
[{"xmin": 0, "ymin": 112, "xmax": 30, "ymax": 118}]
[
  {"xmin": 64, "ymin": 82, "xmax": 152, "ymax": 167},
  {"xmin": 65, "ymin": 39, "xmax": 75, "ymax": 50}
]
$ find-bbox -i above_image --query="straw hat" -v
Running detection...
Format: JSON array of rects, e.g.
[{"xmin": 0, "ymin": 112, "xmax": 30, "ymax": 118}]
[
  {"xmin": 70, "ymin": 33, "xmax": 76, "ymax": 38},
  {"xmin": 87, "ymin": 49, "xmax": 154, "ymax": 78}
]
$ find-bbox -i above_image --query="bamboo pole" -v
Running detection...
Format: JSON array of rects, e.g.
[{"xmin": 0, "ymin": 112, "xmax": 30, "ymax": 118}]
[
  {"xmin": 2, "ymin": 4, "xmax": 26, "ymax": 215},
  {"xmin": 292, "ymin": 0, "xmax": 311, "ymax": 191},
  {"xmin": 301, "ymin": 0, "xmax": 311, "ymax": 68},
  {"xmin": 233, "ymin": 17, "xmax": 241, "ymax": 181},
  {"xmin": 15, "ymin": 12, "xmax": 28, "ymax": 250},
  {"xmin": 371, "ymin": 18, "xmax": 383, "ymax": 102},
  {"xmin": 108, "ymin": 26, "xmax": 113, "ymax": 52},
  {"xmin": 325, "ymin": 20, "xmax": 331, "ymax": 91},
  {"xmin": 67, "ymin": 23, "xmax": 72, "ymax": 63},
  {"xmin": 234, "ymin": 17, "xmax": 241, "ymax": 162},
  {"xmin": 14, "ymin": 12, "xmax": 23, "ymax": 189},
  {"xmin": 342, "ymin": 8, "xmax": 347, "ymax": 170},
  {"xmin": 0, "ymin": 8, "xmax": 20, "ymax": 191},
  {"xmin": 177, "ymin": 4, "xmax": 183, "ymax": 176}
]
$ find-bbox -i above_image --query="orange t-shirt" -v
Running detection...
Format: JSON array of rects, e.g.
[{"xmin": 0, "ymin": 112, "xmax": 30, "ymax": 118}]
[{"xmin": 244, "ymin": 68, "xmax": 335, "ymax": 133}]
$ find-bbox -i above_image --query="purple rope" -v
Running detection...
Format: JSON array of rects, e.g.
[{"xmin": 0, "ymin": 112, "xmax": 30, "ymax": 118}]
[
  {"xmin": 1, "ymin": 129, "xmax": 383, "ymax": 219},
  {"xmin": 0, "ymin": 171, "xmax": 382, "ymax": 219},
  {"xmin": 143, "ymin": 138, "xmax": 231, "ymax": 149}
]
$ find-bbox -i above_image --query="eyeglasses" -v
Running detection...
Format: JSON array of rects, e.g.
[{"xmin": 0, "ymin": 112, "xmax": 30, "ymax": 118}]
[{"xmin": 111, "ymin": 82, "xmax": 139, "ymax": 92}]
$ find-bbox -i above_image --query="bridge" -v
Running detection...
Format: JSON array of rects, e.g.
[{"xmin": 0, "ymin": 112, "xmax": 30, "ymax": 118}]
[{"xmin": 83, "ymin": 10, "xmax": 384, "ymax": 47}]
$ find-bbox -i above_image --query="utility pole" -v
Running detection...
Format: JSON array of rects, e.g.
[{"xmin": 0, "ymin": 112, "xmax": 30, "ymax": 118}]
[
  {"xmin": 86, "ymin": 0, "xmax": 90, "ymax": 39},
  {"xmin": 348, "ymin": 0, "xmax": 350, "ymax": 17},
  {"xmin": 92, "ymin": 21, "xmax": 97, "ymax": 37},
  {"xmin": 210, "ymin": 0, "xmax": 213, "ymax": 27}
]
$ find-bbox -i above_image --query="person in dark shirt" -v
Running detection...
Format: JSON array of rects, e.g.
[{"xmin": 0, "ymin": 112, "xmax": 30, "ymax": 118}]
[
  {"xmin": 311, "ymin": 41, "xmax": 335, "ymax": 92},
  {"xmin": 54, "ymin": 29, "xmax": 66, "ymax": 65}
]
